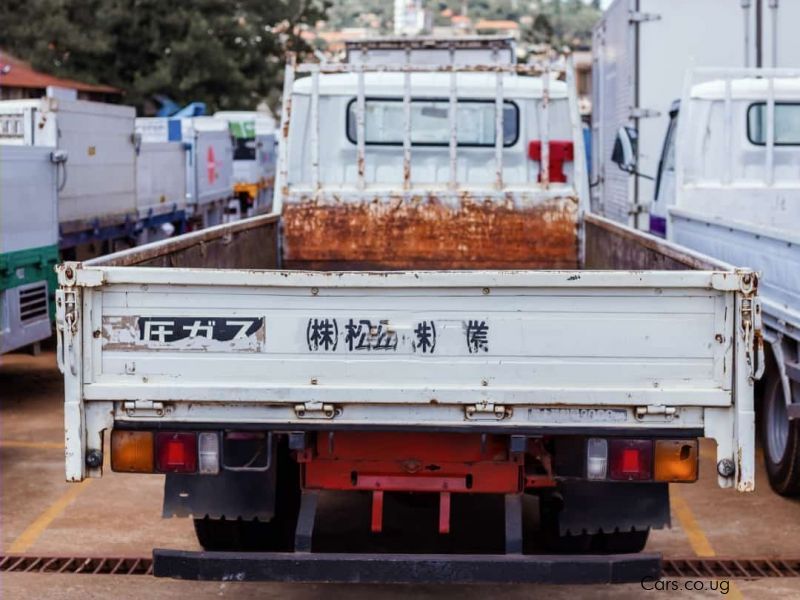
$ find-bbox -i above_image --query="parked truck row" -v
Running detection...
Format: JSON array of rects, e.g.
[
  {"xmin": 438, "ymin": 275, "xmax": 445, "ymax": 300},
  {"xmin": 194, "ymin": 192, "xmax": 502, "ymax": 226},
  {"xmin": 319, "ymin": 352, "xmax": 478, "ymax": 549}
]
[
  {"xmin": 56, "ymin": 38, "xmax": 763, "ymax": 583},
  {"xmin": 0, "ymin": 94, "xmax": 277, "ymax": 354}
]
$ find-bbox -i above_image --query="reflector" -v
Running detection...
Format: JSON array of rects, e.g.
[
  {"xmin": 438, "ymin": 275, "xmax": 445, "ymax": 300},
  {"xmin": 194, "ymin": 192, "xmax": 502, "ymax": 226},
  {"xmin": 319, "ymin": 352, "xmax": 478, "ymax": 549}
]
[
  {"xmin": 655, "ymin": 439, "xmax": 699, "ymax": 482},
  {"xmin": 155, "ymin": 432, "xmax": 197, "ymax": 473},
  {"xmin": 110, "ymin": 430, "xmax": 154, "ymax": 473}
]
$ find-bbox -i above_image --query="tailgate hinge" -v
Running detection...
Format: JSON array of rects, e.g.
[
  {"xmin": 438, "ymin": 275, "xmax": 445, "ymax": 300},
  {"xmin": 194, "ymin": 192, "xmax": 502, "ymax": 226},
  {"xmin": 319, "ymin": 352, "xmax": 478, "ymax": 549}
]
[
  {"xmin": 635, "ymin": 405, "xmax": 676, "ymax": 422},
  {"xmin": 465, "ymin": 402, "xmax": 512, "ymax": 421},
  {"xmin": 294, "ymin": 402, "xmax": 337, "ymax": 419},
  {"xmin": 55, "ymin": 288, "xmax": 78, "ymax": 376},
  {"xmin": 123, "ymin": 400, "xmax": 168, "ymax": 418},
  {"xmin": 629, "ymin": 11, "xmax": 661, "ymax": 23}
]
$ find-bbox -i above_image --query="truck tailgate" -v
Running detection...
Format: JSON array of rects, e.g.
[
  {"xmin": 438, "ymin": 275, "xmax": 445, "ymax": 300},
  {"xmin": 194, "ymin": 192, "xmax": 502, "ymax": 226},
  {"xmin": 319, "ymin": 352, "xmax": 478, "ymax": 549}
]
[{"xmin": 57, "ymin": 265, "xmax": 758, "ymax": 489}]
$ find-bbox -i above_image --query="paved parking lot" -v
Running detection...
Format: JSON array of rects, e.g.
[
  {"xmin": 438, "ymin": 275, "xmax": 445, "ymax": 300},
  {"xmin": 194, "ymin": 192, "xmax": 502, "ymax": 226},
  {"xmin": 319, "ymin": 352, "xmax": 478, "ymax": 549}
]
[{"xmin": 3, "ymin": 349, "xmax": 800, "ymax": 598}]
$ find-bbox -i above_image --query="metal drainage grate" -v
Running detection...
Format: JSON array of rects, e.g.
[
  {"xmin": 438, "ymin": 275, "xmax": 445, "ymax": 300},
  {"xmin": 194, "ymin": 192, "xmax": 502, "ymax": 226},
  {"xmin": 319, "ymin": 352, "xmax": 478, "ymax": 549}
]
[
  {"xmin": 663, "ymin": 557, "xmax": 800, "ymax": 579},
  {"xmin": 0, "ymin": 555, "xmax": 153, "ymax": 576}
]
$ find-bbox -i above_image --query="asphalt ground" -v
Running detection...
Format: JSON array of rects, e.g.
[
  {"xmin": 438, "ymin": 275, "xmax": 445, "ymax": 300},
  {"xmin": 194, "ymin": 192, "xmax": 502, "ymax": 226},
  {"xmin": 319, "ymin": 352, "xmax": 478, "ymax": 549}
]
[{"xmin": 2, "ymin": 348, "xmax": 800, "ymax": 599}]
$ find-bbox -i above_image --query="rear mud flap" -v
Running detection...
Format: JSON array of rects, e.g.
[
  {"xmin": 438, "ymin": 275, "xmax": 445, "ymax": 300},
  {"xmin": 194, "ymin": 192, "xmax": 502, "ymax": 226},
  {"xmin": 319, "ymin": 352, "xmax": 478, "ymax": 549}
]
[{"xmin": 555, "ymin": 481, "xmax": 670, "ymax": 536}]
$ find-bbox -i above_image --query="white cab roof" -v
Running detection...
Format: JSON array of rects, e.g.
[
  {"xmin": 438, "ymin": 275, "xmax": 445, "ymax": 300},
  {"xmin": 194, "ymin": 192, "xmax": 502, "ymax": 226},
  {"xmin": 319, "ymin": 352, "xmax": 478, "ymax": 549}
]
[
  {"xmin": 691, "ymin": 77, "xmax": 800, "ymax": 101},
  {"xmin": 293, "ymin": 72, "xmax": 568, "ymax": 99}
]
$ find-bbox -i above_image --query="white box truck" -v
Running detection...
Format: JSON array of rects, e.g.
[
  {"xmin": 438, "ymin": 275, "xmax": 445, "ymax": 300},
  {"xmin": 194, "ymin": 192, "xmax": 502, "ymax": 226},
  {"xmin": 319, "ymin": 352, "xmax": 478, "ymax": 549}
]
[
  {"xmin": 136, "ymin": 117, "xmax": 234, "ymax": 228},
  {"xmin": 592, "ymin": 0, "xmax": 800, "ymax": 231},
  {"xmin": 133, "ymin": 137, "xmax": 188, "ymax": 244},
  {"xmin": 0, "ymin": 96, "xmax": 138, "ymax": 251},
  {"xmin": 56, "ymin": 50, "xmax": 762, "ymax": 583}
]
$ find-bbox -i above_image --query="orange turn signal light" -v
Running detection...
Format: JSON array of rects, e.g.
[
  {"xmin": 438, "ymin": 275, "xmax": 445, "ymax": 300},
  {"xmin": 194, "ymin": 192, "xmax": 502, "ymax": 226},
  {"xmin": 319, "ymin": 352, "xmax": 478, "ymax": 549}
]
[
  {"xmin": 654, "ymin": 439, "xmax": 698, "ymax": 482},
  {"xmin": 111, "ymin": 430, "xmax": 154, "ymax": 473}
]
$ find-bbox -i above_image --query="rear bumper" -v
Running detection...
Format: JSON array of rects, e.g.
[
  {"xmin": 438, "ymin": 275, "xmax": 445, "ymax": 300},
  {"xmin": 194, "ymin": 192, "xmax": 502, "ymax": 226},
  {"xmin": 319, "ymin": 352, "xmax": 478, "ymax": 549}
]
[{"xmin": 152, "ymin": 548, "xmax": 661, "ymax": 584}]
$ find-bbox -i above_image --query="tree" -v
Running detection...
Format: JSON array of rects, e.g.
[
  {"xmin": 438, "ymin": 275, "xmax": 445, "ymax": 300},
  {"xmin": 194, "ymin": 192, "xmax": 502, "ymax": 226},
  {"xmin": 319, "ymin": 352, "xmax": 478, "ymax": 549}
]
[{"xmin": 0, "ymin": 0, "xmax": 329, "ymax": 112}]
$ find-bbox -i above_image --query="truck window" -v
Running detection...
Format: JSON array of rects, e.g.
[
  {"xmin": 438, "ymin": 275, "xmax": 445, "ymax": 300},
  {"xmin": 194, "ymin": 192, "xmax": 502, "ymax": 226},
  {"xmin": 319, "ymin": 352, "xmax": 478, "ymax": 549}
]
[
  {"xmin": 655, "ymin": 113, "xmax": 678, "ymax": 202},
  {"xmin": 346, "ymin": 98, "xmax": 519, "ymax": 147},
  {"xmin": 747, "ymin": 102, "xmax": 800, "ymax": 145},
  {"xmin": 228, "ymin": 120, "xmax": 257, "ymax": 160}
]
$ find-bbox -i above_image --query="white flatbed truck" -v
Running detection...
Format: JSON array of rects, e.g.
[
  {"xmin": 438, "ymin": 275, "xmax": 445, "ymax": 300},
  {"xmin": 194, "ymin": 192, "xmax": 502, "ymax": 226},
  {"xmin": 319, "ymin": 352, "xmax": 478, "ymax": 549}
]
[{"xmin": 56, "ymin": 45, "xmax": 762, "ymax": 584}]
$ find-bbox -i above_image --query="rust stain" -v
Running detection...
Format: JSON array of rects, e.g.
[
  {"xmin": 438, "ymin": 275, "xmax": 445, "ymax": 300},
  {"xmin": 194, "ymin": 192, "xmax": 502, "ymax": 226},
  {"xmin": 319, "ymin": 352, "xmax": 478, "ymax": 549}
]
[
  {"xmin": 281, "ymin": 97, "xmax": 292, "ymax": 139},
  {"xmin": 282, "ymin": 195, "xmax": 579, "ymax": 270}
]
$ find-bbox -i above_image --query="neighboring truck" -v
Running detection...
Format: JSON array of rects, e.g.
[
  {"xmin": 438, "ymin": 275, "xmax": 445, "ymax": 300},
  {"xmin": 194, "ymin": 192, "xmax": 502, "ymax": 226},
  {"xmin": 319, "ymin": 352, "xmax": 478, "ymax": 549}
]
[
  {"xmin": 136, "ymin": 116, "xmax": 235, "ymax": 229},
  {"xmin": 0, "ymin": 146, "xmax": 59, "ymax": 354},
  {"xmin": 592, "ymin": 0, "xmax": 800, "ymax": 230},
  {"xmin": 613, "ymin": 68, "xmax": 800, "ymax": 495},
  {"xmin": 214, "ymin": 111, "xmax": 277, "ymax": 216},
  {"xmin": 133, "ymin": 134, "xmax": 188, "ymax": 246},
  {"xmin": 0, "ymin": 93, "xmax": 138, "ymax": 256},
  {"xmin": 56, "ymin": 51, "xmax": 762, "ymax": 583}
]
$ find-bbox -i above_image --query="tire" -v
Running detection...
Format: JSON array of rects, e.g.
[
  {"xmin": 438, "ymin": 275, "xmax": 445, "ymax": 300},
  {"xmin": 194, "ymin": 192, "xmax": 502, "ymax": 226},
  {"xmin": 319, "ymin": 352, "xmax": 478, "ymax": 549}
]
[
  {"xmin": 193, "ymin": 441, "xmax": 302, "ymax": 551},
  {"xmin": 590, "ymin": 529, "xmax": 650, "ymax": 554},
  {"xmin": 761, "ymin": 374, "xmax": 800, "ymax": 496},
  {"xmin": 193, "ymin": 517, "xmax": 245, "ymax": 551}
]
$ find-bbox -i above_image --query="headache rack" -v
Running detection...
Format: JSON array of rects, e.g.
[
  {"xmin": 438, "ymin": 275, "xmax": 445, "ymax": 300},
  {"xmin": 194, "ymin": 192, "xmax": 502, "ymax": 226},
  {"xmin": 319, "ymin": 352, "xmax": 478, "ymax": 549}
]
[{"xmin": 274, "ymin": 54, "xmax": 588, "ymax": 209}]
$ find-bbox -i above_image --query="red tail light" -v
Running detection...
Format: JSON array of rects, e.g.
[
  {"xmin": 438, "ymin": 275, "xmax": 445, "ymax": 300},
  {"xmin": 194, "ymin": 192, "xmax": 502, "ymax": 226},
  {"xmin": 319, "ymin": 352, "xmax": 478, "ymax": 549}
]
[
  {"xmin": 156, "ymin": 432, "xmax": 197, "ymax": 473},
  {"xmin": 609, "ymin": 439, "xmax": 652, "ymax": 481},
  {"xmin": 528, "ymin": 140, "xmax": 574, "ymax": 183}
]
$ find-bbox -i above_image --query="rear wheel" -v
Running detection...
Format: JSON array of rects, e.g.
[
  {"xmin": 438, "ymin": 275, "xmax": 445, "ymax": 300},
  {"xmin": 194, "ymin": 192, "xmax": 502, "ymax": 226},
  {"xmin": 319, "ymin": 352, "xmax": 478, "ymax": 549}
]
[{"xmin": 762, "ymin": 374, "xmax": 800, "ymax": 496}]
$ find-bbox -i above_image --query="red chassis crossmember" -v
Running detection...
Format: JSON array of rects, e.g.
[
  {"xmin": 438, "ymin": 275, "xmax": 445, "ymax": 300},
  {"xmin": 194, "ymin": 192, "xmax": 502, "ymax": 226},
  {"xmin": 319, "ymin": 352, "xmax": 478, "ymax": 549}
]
[{"xmin": 299, "ymin": 432, "xmax": 554, "ymax": 534}]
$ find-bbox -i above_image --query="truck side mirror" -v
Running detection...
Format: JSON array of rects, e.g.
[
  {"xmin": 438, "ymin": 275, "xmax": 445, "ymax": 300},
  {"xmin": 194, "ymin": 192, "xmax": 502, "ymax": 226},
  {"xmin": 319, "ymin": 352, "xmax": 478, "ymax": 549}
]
[{"xmin": 611, "ymin": 126, "xmax": 638, "ymax": 173}]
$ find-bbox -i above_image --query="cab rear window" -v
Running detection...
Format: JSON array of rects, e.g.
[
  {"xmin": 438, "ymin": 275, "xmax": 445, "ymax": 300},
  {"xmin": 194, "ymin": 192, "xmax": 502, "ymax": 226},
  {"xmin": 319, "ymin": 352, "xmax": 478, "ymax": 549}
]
[
  {"xmin": 346, "ymin": 98, "xmax": 519, "ymax": 147},
  {"xmin": 747, "ymin": 102, "xmax": 800, "ymax": 145}
]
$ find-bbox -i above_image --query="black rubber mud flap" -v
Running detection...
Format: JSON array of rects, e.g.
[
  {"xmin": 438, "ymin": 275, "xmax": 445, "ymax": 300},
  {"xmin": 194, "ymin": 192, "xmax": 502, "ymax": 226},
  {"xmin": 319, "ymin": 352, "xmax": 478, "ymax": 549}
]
[
  {"xmin": 555, "ymin": 481, "xmax": 670, "ymax": 536},
  {"xmin": 153, "ymin": 549, "xmax": 662, "ymax": 584},
  {"xmin": 163, "ymin": 467, "xmax": 277, "ymax": 520}
]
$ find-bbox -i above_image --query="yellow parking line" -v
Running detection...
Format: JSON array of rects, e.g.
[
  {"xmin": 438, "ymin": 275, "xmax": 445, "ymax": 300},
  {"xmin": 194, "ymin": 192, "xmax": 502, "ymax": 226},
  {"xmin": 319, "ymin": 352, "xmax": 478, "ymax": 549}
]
[
  {"xmin": 8, "ymin": 480, "xmax": 92, "ymax": 553},
  {"xmin": 0, "ymin": 440, "xmax": 63, "ymax": 450},
  {"xmin": 671, "ymin": 490, "xmax": 715, "ymax": 557},
  {"xmin": 671, "ymin": 486, "xmax": 744, "ymax": 599}
]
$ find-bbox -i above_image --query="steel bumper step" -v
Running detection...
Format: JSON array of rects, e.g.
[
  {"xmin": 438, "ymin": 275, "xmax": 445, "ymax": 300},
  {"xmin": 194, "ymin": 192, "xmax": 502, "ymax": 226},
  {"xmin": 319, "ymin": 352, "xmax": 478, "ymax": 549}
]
[{"xmin": 153, "ymin": 548, "xmax": 661, "ymax": 584}]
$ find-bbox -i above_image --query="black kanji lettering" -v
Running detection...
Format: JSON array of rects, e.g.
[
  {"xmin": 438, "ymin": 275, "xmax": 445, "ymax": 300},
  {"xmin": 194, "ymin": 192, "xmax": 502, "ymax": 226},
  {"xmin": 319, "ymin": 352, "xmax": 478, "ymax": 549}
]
[
  {"xmin": 306, "ymin": 318, "xmax": 338, "ymax": 351},
  {"xmin": 413, "ymin": 320, "xmax": 437, "ymax": 353},
  {"xmin": 372, "ymin": 322, "xmax": 398, "ymax": 351},
  {"xmin": 345, "ymin": 319, "xmax": 372, "ymax": 351},
  {"xmin": 465, "ymin": 320, "xmax": 489, "ymax": 353}
]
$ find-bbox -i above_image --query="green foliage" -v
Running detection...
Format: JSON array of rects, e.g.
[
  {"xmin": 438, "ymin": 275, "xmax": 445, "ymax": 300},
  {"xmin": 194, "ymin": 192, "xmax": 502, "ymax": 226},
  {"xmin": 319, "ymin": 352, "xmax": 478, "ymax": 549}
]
[{"xmin": 0, "ymin": 0, "xmax": 329, "ymax": 112}]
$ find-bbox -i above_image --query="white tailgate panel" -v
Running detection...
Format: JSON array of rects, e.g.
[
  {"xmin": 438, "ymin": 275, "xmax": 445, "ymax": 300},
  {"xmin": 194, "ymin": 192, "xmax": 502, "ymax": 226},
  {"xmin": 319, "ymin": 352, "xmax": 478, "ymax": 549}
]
[{"xmin": 85, "ymin": 275, "xmax": 733, "ymax": 407}]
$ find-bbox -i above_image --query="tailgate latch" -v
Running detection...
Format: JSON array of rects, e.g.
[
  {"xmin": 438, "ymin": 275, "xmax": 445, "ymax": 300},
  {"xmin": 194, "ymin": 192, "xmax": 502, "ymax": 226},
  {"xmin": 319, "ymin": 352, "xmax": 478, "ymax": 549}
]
[{"xmin": 465, "ymin": 402, "xmax": 512, "ymax": 421}]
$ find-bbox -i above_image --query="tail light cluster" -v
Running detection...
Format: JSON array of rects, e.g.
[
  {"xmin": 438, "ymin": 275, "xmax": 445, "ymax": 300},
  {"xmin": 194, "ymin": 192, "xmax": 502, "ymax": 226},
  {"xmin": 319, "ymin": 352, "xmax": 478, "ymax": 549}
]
[
  {"xmin": 586, "ymin": 438, "xmax": 698, "ymax": 483},
  {"xmin": 111, "ymin": 430, "xmax": 219, "ymax": 475}
]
